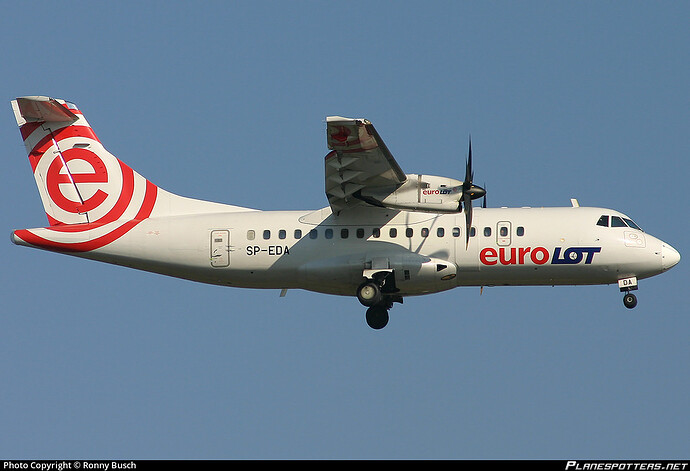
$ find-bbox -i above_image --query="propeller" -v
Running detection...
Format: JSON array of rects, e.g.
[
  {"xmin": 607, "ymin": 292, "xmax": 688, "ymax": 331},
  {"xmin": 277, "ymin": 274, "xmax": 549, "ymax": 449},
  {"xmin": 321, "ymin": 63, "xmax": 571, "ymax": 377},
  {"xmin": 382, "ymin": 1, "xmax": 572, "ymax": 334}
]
[{"xmin": 460, "ymin": 138, "xmax": 486, "ymax": 248}]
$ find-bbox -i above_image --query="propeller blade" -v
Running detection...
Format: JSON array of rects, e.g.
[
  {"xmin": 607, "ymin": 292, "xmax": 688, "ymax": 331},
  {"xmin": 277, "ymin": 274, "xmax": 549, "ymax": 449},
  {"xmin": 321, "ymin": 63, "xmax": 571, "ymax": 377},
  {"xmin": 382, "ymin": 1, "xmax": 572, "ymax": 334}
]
[
  {"xmin": 460, "ymin": 136, "xmax": 486, "ymax": 247},
  {"xmin": 464, "ymin": 139, "xmax": 473, "ymax": 185},
  {"xmin": 464, "ymin": 191, "xmax": 472, "ymax": 248},
  {"xmin": 462, "ymin": 137, "xmax": 475, "ymax": 247}
]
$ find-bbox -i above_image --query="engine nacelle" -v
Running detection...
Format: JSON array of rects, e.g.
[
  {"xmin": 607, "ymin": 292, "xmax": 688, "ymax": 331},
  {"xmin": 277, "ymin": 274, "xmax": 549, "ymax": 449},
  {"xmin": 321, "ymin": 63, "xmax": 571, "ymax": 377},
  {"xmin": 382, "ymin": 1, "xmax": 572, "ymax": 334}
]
[
  {"xmin": 358, "ymin": 174, "xmax": 464, "ymax": 213},
  {"xmin": 390, "ymin": 254, "xmax": 458, "ymax": 295}
]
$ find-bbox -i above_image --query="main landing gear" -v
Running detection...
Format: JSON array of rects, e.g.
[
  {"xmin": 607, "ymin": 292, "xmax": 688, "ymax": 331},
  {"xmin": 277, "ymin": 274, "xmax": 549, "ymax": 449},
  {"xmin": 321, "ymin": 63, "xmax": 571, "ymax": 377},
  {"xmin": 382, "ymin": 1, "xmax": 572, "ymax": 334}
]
[
  {"xmin": 356, "ymin": 273, "xmax": 401, "ymax": 330},
  {"xmin": 366, "ymin": 304, "xmax": 390, "ymax": 330}
]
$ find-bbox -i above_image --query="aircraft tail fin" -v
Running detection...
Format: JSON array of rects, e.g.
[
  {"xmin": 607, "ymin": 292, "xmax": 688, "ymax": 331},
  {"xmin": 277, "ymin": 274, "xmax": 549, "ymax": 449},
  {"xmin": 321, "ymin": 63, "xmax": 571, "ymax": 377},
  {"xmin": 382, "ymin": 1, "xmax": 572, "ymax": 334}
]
[
  {"xmin": 12, "ymin": 96, "xmax": 159, "ymax": 227},
  {"xmin": 12, "ymin": 96, "xmax": 251, "ymax": 234}
]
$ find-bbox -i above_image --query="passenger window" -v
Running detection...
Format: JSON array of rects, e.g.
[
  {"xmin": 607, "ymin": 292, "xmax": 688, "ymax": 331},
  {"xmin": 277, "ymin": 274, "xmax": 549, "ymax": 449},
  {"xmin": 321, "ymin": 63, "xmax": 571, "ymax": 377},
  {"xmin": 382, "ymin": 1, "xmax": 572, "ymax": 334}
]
[
  {"xmin": 325, "ymin": 228, "xmax": 333, "ymax": 239},
  {"xmin": 516, "ymin": 226, "xmax": 525, "ymax": 236},
  {"xmin": 452, "ymin": 227, "xmax": 460, "ymax": 238},
  {"xmin": 309, "ymin": 229, "xmax": 318, "ymax": 239},
  {"xmin": 437, "ymin": 227, "xmax": 444, "ymax": 237},
  {"xmin": 611, "ymin": 216, "xmax": 627, "ymax": 227},
  {"xmin": 294, "ymin": 229, "xmax": 302, "ymax": 239},
  {"xmin": 356, "ymin": 228, "xmax": 364, "ymax": 238},
  {"xmin": 389, "ymin": 228, "xmax": 397, "ymax": 238},
  {"xmin": 470, "ymin": 227, "xmax": 476, "ymax": 237},
  {"xmin": 263, "ymin": 230, "xmax": 271, "ymax": 240},
  {"xmin": 596, "ymin": 215, "xmax": 609, "ymax": 227},
  {"xmin": 421, "ymin": 228, "xmax": 429, "ymax": 237},
  {"xmin": 278, "ymin": 229, "xmax": 286, "ymax": 240},
  {"xmin": 406, "ymin": 228, "xmax": 413, "ymax": 237},
  {"xmin": 372, "ymin": 228, "xmax": 380, "ymax": 238},
  {"xmin": 341, "ymin": 228, "xmax": 349, "ymax": 239},
  {"xmin": 500, "ymin": 226, "xmax": 508, "ymax": 237},
  {"xmin": 247, "ymin": 230, "xmax": 255, "ymax": 240},
  {"xmin": 484, "ymin": 227, "xmax": 491, "ymax": 237}
]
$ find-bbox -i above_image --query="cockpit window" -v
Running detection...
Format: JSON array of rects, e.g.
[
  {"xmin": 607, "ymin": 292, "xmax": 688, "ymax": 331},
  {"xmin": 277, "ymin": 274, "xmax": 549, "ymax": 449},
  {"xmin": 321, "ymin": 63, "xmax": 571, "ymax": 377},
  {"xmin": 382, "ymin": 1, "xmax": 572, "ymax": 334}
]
[
  {"xmin": 596, "ymin": 214, "xmax": 643, "ymax": 231},
  {"xmin": 611, "ymin": 216, "xmax": 627, "ymax": 227},
  {"xmin": 623, "ymin": 218, "xmax": 642, "ymax": 231}
]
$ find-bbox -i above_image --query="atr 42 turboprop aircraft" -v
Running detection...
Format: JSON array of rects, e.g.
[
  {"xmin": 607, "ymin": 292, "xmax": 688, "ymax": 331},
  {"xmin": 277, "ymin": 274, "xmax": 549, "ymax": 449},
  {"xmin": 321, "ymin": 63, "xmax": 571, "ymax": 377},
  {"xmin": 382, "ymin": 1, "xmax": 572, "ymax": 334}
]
[{"xmin": 11, "ymin": 96, "xmax": 681, "ymax": 329}]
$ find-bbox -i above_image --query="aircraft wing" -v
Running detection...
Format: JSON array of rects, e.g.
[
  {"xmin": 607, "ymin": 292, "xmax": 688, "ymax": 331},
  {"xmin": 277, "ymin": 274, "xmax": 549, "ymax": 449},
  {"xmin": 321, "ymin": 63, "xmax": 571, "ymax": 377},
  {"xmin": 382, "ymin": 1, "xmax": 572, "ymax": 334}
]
[{"xmin": 325, "ymin": 116, "xmax": 407, "ymax": 213}]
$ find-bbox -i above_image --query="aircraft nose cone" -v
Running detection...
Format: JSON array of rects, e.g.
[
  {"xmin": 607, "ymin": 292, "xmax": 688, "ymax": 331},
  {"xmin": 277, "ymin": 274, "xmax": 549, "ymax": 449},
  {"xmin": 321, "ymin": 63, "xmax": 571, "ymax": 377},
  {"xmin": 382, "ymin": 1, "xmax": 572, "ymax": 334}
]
[{"xmin": 661, "ymin": 243, "xmax": 680, "ymax": 271}]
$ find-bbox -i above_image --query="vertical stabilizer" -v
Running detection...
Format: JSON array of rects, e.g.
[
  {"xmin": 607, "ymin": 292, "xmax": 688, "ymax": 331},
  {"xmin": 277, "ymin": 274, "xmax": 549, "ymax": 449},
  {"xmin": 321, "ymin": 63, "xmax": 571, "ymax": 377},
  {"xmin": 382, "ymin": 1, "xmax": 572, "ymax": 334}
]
[{"xmin": 12, "ymin": 96, "xmax": 156, "ymax": 227}]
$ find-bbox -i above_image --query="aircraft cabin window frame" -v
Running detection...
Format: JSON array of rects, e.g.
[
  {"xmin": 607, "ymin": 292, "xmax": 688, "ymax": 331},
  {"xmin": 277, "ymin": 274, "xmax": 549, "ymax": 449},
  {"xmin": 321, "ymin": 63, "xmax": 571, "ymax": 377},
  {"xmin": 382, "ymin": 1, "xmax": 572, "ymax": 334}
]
[
  {"xmin": 247, "ymin": 230, "xmax": 255, "ymax": 241},
  {"xmin": 341, "ymin": 228, "xmax": 349, "ymax": 239},
  {"xmin": 278, "ymin": 229, "xmax": 286, "ymax": 240},
  {"xmin": 406, "ymin": 228, "xmax": 413, "ymax": 238},
  {"xmin": 372, "ymin": 228, "xmax": 381, "ymax": 238},
  {"xmin": 437, "ymin": 228, "xmax": 444, "ymax": 237},
  {"xmin": 516, "ymin": 226, "xmax": 525, "ymax": 236},
  {"xmin": 325, "ymin": 228, "xmax": 333, "ymax": 239},
  {"xmin": 263, "ymin": 230, "xmax": 271, "ymax": 240},
  {"xmin": 470, "ymin": 227, "xmax": 476, "ymax": 237},
  {"xmin": 309, "ymin": 229, "xmax": 318, "ymax": 239},
  {"xmin": 452, "ymin": 227, "xmax": 460, "ymax": 238},
  {"xmin": 484, "ymin": 227, "xmax": 491, "ymax": 237},
  {"xmin": 356, "ymin": 228, "xmax": 365, "ymax": 239},
  {"xmin": 421, "ymin": 228, "xmax": 429, "ymax": 237},
  {"xmin": 294, "ymin": 229, "xmax": 302, "ymax": 239},
  {"xmin": 389, "ymin": 228, "xmax": 397, "ymax": 238}
]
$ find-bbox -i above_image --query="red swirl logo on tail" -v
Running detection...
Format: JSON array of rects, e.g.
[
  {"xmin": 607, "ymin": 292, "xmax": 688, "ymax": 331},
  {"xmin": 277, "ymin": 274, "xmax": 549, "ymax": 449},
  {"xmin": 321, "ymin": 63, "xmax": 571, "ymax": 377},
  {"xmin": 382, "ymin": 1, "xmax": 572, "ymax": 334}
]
[
  {"xmin": 15, "ymin": 124, "xmax": 158, "ymax": 251},
  {"xmin": 46, "ymin": 148, "xmax": 109, "ymax": 215}
]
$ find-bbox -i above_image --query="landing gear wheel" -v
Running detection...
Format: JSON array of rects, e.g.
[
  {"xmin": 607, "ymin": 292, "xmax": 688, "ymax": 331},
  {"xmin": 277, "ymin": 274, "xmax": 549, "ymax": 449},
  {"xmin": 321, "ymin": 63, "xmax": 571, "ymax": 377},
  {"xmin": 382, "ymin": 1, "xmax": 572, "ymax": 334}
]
[
  {"xmin": 357, "ymin": 281, "xmax": 382, "ymax": 307},
  {"xmin": 623, "ymin": 292, "xmax": 637, "ymax": 309},
  {"xmin": 366, "ymin": 305, "xmax": 389, "ymax": 330}
]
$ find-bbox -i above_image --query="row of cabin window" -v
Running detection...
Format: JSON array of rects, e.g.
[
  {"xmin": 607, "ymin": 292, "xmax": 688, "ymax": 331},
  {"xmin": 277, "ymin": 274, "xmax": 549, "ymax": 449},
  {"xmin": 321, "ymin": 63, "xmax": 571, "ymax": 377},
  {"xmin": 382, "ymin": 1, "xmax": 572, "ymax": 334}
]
[{"xmin": 247, "ymin": 226, "xmax": 526, "ymax": 241}]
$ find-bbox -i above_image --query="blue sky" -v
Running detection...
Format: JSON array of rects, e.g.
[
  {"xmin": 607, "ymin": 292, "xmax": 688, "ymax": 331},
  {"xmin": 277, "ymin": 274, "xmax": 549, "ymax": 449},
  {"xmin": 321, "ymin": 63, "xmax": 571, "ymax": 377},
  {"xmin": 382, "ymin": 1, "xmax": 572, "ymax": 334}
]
[{"xmin": 1, "ymin": 1, "xmax": 687, "ymax": 459}]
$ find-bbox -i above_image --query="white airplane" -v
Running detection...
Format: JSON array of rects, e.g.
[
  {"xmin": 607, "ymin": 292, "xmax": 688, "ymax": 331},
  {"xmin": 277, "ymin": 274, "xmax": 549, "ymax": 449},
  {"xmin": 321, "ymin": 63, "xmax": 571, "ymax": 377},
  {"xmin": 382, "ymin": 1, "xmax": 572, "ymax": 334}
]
[{"xmin": 11, "ymin": 96, "xmax": 681, "ymax": 329}]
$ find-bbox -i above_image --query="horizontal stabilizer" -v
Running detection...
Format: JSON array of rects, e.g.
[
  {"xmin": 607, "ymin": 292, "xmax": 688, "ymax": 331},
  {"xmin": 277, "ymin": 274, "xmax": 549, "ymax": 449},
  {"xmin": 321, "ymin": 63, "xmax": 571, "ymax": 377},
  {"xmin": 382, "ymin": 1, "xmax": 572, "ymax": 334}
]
[{"xmin": 12, "ymin": 96, "xmax": 78, "ymax": 126}]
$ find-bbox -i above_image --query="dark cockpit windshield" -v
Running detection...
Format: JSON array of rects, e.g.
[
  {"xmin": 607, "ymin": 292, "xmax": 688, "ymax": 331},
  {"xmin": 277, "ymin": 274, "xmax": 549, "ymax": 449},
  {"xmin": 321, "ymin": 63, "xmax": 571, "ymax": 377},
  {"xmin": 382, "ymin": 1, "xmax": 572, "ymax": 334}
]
[{"xmin": 596, "ymin": 214, "xmax": 643, "ymax": 231}]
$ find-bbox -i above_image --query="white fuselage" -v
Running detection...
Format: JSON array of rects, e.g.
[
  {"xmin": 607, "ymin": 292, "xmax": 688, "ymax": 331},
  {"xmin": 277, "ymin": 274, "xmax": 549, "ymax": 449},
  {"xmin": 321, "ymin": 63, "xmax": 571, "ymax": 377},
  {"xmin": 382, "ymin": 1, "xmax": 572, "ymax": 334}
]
[
  {"xmin": 9, "ymin": 97, "xmax": 681, "ymax": 329},
  {"xmin": 19, "ymin": 203, "xmax": 674, "ymax": 298}
]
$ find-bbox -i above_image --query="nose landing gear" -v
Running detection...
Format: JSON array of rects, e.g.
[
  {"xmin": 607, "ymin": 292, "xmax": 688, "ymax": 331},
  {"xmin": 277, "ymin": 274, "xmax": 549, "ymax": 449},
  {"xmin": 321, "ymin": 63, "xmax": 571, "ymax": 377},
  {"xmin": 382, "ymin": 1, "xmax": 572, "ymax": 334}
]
[
  {"xmin": 619, "ymin": 276, "xmax": 638, "ymax": 309},
  {"xmin": 623, "ymin": 292, "xmax": 637, "ymax": 309}
]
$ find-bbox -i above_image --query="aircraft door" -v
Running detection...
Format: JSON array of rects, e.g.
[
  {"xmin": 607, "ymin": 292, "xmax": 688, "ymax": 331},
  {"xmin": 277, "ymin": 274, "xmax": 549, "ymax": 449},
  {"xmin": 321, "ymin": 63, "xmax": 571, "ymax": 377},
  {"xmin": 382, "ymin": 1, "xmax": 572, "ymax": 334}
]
[
  {"xmin": 210, "ymin": 230, "xmax": 230, "ymax": 267},
  {"xmin": 497, "ymin": 221, "xmax": 511, "ymax": 246}
]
